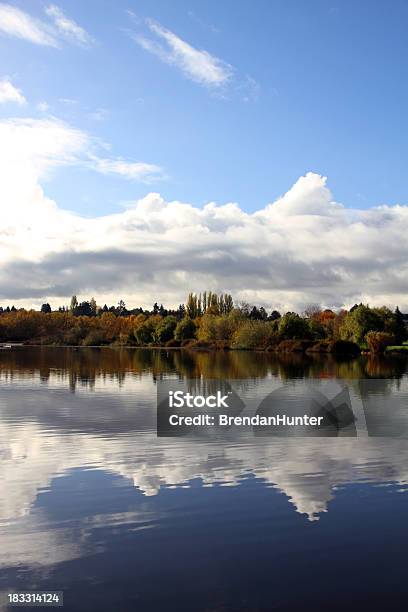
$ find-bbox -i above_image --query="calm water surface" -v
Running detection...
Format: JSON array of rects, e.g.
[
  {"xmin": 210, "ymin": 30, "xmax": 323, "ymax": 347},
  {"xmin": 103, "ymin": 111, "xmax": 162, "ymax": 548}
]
[{"xmin": 1, "ymin": 347, "xmax": 408, "ymax": 611}]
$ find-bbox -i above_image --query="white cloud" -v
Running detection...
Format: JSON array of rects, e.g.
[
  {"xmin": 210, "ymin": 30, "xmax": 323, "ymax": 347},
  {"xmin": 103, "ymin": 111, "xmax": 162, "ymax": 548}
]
[
  {"xmin": 0, "ymin": 78, "xmax": 26, "ymax": 105},
  {"xmin": 0, "ymin": 117, "xmax": 164, "ymax": 219},
  {"xmin": 133, "ymin": 19, "xmax": 233, "ymax": 88},
  {"xmin": 1, "ymin": 115, "xmax": 408, "ymax": 310},
  {"xmin": 59, "ymin": 97, "xmax": 78, "ymax": 105},
  {"xmin": 90, "ymin": 156, "xmax": 163, "ymax": 181},
  {"xmin": 0, "ymin": 3, "xmax": 93, "ymax": 48},
  {"xmin": 0, "ymin": 117, "xmax": 88, "ymax": 177},
  {"xmin": 45, "ymin": 4, "xmax": 94, "ymax": 47},
  {"xmin": 0, "ymin": 3, "xmax": 56, "ymax": 46},
  {"xmin": 131, "ymin": 16, "xmax": 259, "ymax": 99}
]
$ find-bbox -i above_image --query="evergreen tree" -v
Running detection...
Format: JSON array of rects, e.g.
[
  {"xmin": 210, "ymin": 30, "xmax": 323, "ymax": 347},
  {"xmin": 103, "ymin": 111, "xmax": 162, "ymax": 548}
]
[
  {"xmin": 395, "ymin": 307, "xmax": 407, "ymax": 344},
  {"xmin": 176, "ymin": 304, "xmax": 186, "ymax": 320},
  {"xmin": 117, "ymin": 299, "xmax": 126, "ymax": 315},
  {"xmin": 76, "ymin": 301, "xmax": 93, "ymax": 316}
]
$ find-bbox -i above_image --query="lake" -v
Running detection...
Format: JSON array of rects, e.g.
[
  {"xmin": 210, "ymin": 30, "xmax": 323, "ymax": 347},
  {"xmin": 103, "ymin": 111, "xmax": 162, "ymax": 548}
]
[{"xmin": 1, "ymin": 347, "xmax": 408, "ymax": 611}]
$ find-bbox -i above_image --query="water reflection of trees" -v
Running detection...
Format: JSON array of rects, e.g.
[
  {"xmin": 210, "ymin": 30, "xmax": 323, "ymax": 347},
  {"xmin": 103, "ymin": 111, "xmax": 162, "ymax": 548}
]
[{"xmin": 0, "ymin": 347, "xmax": 407, "ymax": 391}]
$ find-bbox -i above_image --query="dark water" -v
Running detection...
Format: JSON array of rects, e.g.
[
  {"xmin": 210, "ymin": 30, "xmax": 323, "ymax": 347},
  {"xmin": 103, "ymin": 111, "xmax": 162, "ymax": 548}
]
[{"xmin": 1, "ymin": 347, "xmax": 408, "ymax": 611}]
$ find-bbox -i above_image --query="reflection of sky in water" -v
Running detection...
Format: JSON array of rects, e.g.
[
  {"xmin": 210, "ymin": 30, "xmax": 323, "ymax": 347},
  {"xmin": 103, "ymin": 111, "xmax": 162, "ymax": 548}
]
[{"xmin": 1, "ymin": 348, "xmax": 408, "ymax": 611}]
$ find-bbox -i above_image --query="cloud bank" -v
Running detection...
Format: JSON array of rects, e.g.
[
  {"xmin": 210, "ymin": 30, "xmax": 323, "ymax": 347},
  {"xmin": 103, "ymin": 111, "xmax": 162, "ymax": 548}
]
[{"xmin": 0, "ymin": 115, "xmax": 408, "ymax": 310}]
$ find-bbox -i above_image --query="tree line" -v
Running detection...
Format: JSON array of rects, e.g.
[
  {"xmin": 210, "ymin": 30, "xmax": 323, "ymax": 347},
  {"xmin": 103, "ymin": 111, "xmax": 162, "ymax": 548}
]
[{"xmin": 0, "ymin": 292, "xmax": 407, "ymax": 353}]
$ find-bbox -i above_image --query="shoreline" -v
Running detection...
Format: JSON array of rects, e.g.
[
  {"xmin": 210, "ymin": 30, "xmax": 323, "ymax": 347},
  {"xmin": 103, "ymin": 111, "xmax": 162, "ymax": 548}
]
[{"xmin": 3, "ymin": 343, "xmax": 407, "ymax": 356}]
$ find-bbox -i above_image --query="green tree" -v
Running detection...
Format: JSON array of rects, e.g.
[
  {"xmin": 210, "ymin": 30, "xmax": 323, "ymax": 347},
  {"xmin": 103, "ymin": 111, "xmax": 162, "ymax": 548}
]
[
  {"xmin": 373, "ymin": 306, "xmax": 396, "ymax": 334},
  {"xmin": 308, "ymin": 318, "xmax": 325, "ymax": 340},
  {"xmin": 232, "ymin": 320, "xmax": 276, "ymax": 349},
  {"xmin": 278, "ymin": 313, "xmax": 310, "ymax": 339},
  {"xmin": 340, "ymin": 304, "xmax": 384, "ymax": 345},
  {"xmin": 395, "ymin": 307, "xmax": 407, "ymax": 344},
  {"xmin": 134, "ymin": 320, "xmax": 156, "ymax": 345},
  {"xmin": 75, "ymin": 301, "xmax": 93, "ymax": 316},
  {"xmin": 154, "ymin": 316, "xmax": 177, "ymax": 343},
  {"xmin": 174, "ymin": 317, "xmax": 197, "ymax": 340},
  {"xmin": 40, "ymin": 303, "xmax": 51, "ymax": 313}
]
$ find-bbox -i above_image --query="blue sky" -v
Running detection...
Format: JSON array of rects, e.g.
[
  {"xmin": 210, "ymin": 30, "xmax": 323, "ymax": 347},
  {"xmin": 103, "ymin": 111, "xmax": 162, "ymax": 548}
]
[
  {"xmin": 2, "ymin": 0, "xmax": 408, "ymax": 215},
  {"xmin": 1, "ymin": 0, "xmax": 408, "ymax": 310}
]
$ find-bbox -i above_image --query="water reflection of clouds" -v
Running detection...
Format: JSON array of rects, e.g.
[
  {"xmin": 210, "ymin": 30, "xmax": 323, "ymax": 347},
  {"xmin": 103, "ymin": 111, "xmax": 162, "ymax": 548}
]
[
  {"xmin": 2, "ymin": 402, "xmax": 408, "ymax": 526},
  {"xmin": 1, "ymin": 369, "xmax": 408, "ymax": 571},
  {"xmin": 0, "ymin": 508, "xmax": 81, "ymax": 568}
]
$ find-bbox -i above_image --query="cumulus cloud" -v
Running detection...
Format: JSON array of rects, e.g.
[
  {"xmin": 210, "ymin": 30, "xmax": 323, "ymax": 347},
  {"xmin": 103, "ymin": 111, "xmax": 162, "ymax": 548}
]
[
  {"xmin": 133, "ymin": 18, "xmax": 233, "ymax": 88},
  {"xmin": 0, "ymin": 3, "xmax": 93, "ymax": 47},
  {"xmin": 0, "ymin": 116, "xmax": 408, "ymax": 310},
  {"xmin": 0, "ymin": 77, "xmax": 26, "ymax": 105},
  {"xmin": 0, "ymin": 117, "xmax": 163, "ymax": 243}
]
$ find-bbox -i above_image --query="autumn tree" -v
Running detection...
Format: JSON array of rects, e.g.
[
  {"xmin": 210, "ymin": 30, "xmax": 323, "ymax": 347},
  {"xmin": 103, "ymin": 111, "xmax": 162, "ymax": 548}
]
[
  {"xmin": 303, "ymin": 303, "xmax": 322, "ymax": 319},
  {"xmin": 186, "ymin": 293, "xmax": 200, "ymax": 319},
  {"xmin": 366, "ymin": 331, "xmax": 395, "ymax": 354},
  {"xmin": 90, "ymin": 298, "xmax": 97, "ymax": 315},
  {"xmin": 70, "ymin": 295, "xmax": 78, "ymax": 313}
]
